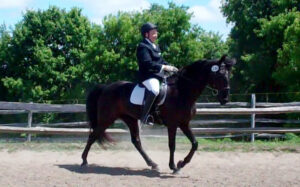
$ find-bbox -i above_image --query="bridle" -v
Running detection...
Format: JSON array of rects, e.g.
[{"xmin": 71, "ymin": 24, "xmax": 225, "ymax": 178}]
[
  {"xmin": 208, "ymin": 63, "xmax": 231, "ymax": 96},
  {"xmin": 206, "ymin": 86, "xmax": 219, "ymax": 96},
  {"xmin": 171, "ymin": 66, "xmax": 230, "ymax": 96}
]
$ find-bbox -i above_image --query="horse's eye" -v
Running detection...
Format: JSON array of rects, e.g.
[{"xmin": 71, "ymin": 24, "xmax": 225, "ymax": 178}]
[
  {"xmin": 219, "ymin": 63, "xmax": 226, "ymax": 74},
  {"xmin": 219, "ymin": 68, "xmax": 226, "ymax": 74}
]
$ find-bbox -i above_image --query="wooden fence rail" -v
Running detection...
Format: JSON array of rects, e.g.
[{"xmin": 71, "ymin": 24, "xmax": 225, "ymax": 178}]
[
  {"xmin": 189, "ymin": 127, "xmax": 300, "ymax": 134},
  {"xmin": 1, "ymin": 101, "xmax": 300, "ymax": 113},
  {"xmin": 2, "ymin": 118, "xmax": 300, "ymax": 128},
  {"xmin": 0, "ymin": 110, "xmax": 27, "ymax": 114},
  {"xmin": 2, "ymin": 106, "xmax": 300, "ymax": 115},
  {"xmin": 0, "ymin": 126, "xmax": 299, "ymax": 136},
  {"xmin": 196, "ymin": 106, "xmax": 300, "ymax": 115},
  {"xmin": 1, "ymin": 99, "xmax": 300, "ymax": 141},
  {"xmin": 0, "ymin": 102, "xmax": 85, "ymax": 113},
  {"xmin": 0, "ymin": 126, "xmax": 127, "ymax": 135},
  {"xmin": 196, "ymin": 102, "xmax": 300, "ymax": 108}
]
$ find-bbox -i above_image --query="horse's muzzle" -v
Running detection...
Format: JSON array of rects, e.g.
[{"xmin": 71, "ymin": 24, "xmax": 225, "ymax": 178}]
[
  {"xmin": 219, "ymin": 98, "xmax": 229, "ymax": 105},
  {"xmin": 218, "ymin": 88, "xmax": 230, "ymax": 105}
]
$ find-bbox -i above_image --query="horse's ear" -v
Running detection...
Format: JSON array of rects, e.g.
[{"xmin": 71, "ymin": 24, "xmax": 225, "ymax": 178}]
[
  {"xmin": 218, "ymin": 55, "xmax": 227, "ymax": 64},
  {"xmin": 225, "ymin": 58, "xmax": 237, "ymax": 67}
]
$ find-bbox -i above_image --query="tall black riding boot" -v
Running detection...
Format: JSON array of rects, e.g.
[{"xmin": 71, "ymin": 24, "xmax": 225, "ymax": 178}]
[{"xmin": 140, "ymin": 90, "xmax": 157, "ymax": 126}]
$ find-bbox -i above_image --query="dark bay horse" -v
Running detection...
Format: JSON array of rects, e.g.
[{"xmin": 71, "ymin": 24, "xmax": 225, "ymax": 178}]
[{"xmin": 81, "ymin": 55, "xmax": 236, "ymax": 173}]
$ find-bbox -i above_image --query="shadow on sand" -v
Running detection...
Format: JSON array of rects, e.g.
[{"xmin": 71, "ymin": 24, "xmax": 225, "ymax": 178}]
[{"xmin": 58, "ymin": 164, "xmax": 188, "ymax": 179}]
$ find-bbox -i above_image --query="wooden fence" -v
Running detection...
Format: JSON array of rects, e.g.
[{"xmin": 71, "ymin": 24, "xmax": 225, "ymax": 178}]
[{"xmin": 1, "ymin": 97, "xmax": 300, "ymax": 142}]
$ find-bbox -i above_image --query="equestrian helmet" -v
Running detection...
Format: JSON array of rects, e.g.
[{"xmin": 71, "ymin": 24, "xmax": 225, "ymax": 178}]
[{"xmin": 141, "ymin": 22, "xmax": 157, "ymax": 37}]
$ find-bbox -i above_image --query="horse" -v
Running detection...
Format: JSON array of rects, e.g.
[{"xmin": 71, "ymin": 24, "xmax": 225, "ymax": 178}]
[{"xmin": 81, "ymin": 55, "xmax": 236, "ymax": 173}]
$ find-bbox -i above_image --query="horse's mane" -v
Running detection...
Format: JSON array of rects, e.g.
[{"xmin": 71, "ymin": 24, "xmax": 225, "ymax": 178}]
[
  {"xmin": 181, "ymin": 59, "xmax": 210, "ymax": 74},
  {"xmin": 177, "ymin": 55, "xmax": 235, "ymax": 77},
  {"xmin": 167, "ymin": 55, "xmax": 235, "ymax": 87},
  {"xmin": 168, "ymin": 59, "xmax": 212, "ymax": 84}
]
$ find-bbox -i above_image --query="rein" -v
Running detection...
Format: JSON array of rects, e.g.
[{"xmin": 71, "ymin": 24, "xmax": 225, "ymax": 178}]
[
  {"xmin": 206, "ymin": 86, "xmax": 219, "ymax": 96},
  {"xmin": 171, "ymin": 71, "xmax": 220, "ymax": 96},
  {"xmin": 172, "ymin": 71, "xmax": 228, "ymax": 96}
]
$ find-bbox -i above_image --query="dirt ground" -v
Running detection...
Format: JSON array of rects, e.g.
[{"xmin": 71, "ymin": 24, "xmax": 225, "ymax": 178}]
[{"xmin": 0, "ymin": 145, "xmax": 299, "ymax": 187}]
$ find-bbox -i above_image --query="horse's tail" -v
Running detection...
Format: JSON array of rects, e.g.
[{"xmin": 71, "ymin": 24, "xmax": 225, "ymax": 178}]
[{"xmin": 86, "ymin": 84, "xmax": 106, "ymax": 131}]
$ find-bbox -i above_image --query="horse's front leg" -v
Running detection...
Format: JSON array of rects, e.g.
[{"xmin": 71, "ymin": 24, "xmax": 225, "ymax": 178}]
[
  {"xmin": 177, "ymin": 124, "xmax": 198, "ymax": 170},
  {"xmin": 167, "ymin": 126, "xmax": 178, "ymax": 173}
]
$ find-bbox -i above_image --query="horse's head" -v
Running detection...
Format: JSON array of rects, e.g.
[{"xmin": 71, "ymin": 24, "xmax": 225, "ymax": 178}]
[{"xmin": 207, "ymin": 55, "xmax": 236, "ymax": 105}]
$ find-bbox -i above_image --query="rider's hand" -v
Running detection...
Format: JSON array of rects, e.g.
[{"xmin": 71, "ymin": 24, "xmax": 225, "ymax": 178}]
[{"xmin": 162, "ymin": 65, "xmax": 178, "ymax": 72}]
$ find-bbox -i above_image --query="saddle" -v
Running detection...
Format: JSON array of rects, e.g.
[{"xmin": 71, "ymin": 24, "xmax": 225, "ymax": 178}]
[{"xmin": 130, "ymin": 80, "xmax": 168, "ymax": 107}]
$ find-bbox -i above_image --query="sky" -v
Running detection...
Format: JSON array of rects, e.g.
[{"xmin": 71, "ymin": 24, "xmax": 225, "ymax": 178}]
[{"xmin": 0, "ymin": 0, "xmax": 232, "ymax": 39}]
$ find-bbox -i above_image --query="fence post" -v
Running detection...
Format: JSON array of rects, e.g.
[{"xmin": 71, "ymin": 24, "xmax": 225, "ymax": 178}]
[
  {"xmin": 251, "ymin": 94, "xmax": 256, "ymax": 142},
  {"xmin": 27, "ymin": 102, "xmax": 33, "ymax": 142}
]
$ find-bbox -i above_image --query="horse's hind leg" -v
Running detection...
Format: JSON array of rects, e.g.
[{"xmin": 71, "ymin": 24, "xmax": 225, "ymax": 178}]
[
  {"xmin": 81, "ymin": 128, "xmax": 101, "ymax": 166},
  {"xmin": 122, "ymin": 115, "xmax": 159, "ymax": 171}
]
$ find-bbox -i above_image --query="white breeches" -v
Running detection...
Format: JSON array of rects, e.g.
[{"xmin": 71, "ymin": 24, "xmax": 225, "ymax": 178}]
[{"xmin": 142, "ymin": 78, "xmax": 160, "ymax": 96}]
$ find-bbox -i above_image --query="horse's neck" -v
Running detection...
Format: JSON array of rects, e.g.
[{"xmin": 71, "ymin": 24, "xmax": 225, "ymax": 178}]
[{"xmin": 177, "ymin": 76, "xmax": 208, "ymax": 106}]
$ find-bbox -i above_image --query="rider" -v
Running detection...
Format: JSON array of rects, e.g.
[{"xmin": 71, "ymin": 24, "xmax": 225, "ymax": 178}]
[{"xmin": 136, "ymin": 22, "xmax": 178, "ymax": 125}]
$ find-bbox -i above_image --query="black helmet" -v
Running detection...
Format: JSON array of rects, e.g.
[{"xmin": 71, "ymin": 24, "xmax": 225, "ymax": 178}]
[{"xmin": 140, "ymin": 22, "xmax": 157, "ymax": 37}]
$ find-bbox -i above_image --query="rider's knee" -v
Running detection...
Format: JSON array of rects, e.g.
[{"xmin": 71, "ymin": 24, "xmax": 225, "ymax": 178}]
[
  {"xmin": 151, "ymin": 87, "xmax": 159, "ymax": 96},
  {"xmin": 142, "ymin": 78, "xmax": 160, "ymax": 96}
]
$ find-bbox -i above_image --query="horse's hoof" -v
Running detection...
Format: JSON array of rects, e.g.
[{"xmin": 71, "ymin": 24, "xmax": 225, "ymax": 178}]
[
  {"xmin": 177, "ymin": 160, "xmax": 184, "ymax": 169},
  {"xmin": 172, "ymin": 168, "xmax": 181, "ymax": 175},
  {"xmin": 151, "ymin": 165, "xmax": 160, "ymax": 171},
  {"xmin": 81, "ymin": 161, "xmax": 88, "ymax": 167}
]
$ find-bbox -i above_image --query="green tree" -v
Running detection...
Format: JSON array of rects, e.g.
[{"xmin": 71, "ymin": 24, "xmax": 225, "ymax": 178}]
[
  {"xmin": 221, "ymin": 0, "xmax": 300, "ymax": 94},
  {"xmin": 1, "ymin": 3, "xmax": 228, "ymax": 102},
  {"xmin": 258, "ymin": 11, "xmax": 300, "ymax": 99},
  {"xmin": 84, "ymin": 3, "xmax": 228, "ymax": 84},
  {"xmin": 1, "ymin": 6, "xmax": 92, "ymax": 102},
  {"xmin": 0, "ymin": 24, "xmax": 11, "ymax": 99},
  {"xmin": 84, "ymin": 12, "xmax": 141, "ymax": 83}
]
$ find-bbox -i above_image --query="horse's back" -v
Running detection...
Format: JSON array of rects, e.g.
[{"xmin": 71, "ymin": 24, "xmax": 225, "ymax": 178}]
[
  {"xmin": 96, "ymin": 81, "xmax": 137, "ymax": 119},
  {"xmin": 102, "ymin": 81, "xmax": 135, "ymax": 98}
]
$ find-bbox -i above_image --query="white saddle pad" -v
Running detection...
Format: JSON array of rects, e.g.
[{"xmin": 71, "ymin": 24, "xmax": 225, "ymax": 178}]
[{"xmin": 130, "ymin": 85, "xmax": 145, "ymax": 105}]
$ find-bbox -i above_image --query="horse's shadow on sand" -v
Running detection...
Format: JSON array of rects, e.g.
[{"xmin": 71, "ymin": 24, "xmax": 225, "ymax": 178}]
[{"xmin": 58, "ymin": 164, "xmax": 187, "ymax": 179}]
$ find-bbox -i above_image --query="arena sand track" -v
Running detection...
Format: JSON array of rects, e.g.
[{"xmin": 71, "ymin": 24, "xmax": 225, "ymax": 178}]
[{"xmin": 0, "ymin": 145, "xmax": 299, "ymax": 187}]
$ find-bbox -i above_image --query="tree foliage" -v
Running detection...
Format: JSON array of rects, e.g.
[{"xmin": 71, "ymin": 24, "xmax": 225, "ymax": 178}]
[
  {"xmin": 84, "ymin": 3, "xmax": 228, "ymax": 84},
  {"xmin": 222, "ymin": 0, "xmax": 300, "ymax": 96},
  {"xmin": 0, "ymin": 4, "xmax": 228, "ymax": 102},
  {"xmin": 0, "ymin": 24, "xmax": 12, "ymax": 100},
  {"xmin": 1, "ymin": 7, "xmax": 92, "ymax": 102},
  {"xmin": 258, "ymin": 11, "xmax": 300, "ymax": 99}
]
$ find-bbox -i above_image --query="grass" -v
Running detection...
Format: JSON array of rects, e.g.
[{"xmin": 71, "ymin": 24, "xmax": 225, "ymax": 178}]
[
  {"xmin": 144, "ymin": 135, "xmax": 300, "ymax": 153},
  {"xmin": 0, "ymin": 134, "xmax": 299, "ymax": 153}
]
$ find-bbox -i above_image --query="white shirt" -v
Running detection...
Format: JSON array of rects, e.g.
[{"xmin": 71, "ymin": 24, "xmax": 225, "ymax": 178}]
[{"xmin": 145, "ymin": 38, "xmax": 157, "ymax": 49}]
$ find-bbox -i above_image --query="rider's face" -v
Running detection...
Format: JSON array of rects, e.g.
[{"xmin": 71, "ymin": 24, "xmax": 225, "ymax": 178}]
[{"xmin": 146, "ymin": 29, "xmax": 158, "ymax": 43}]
